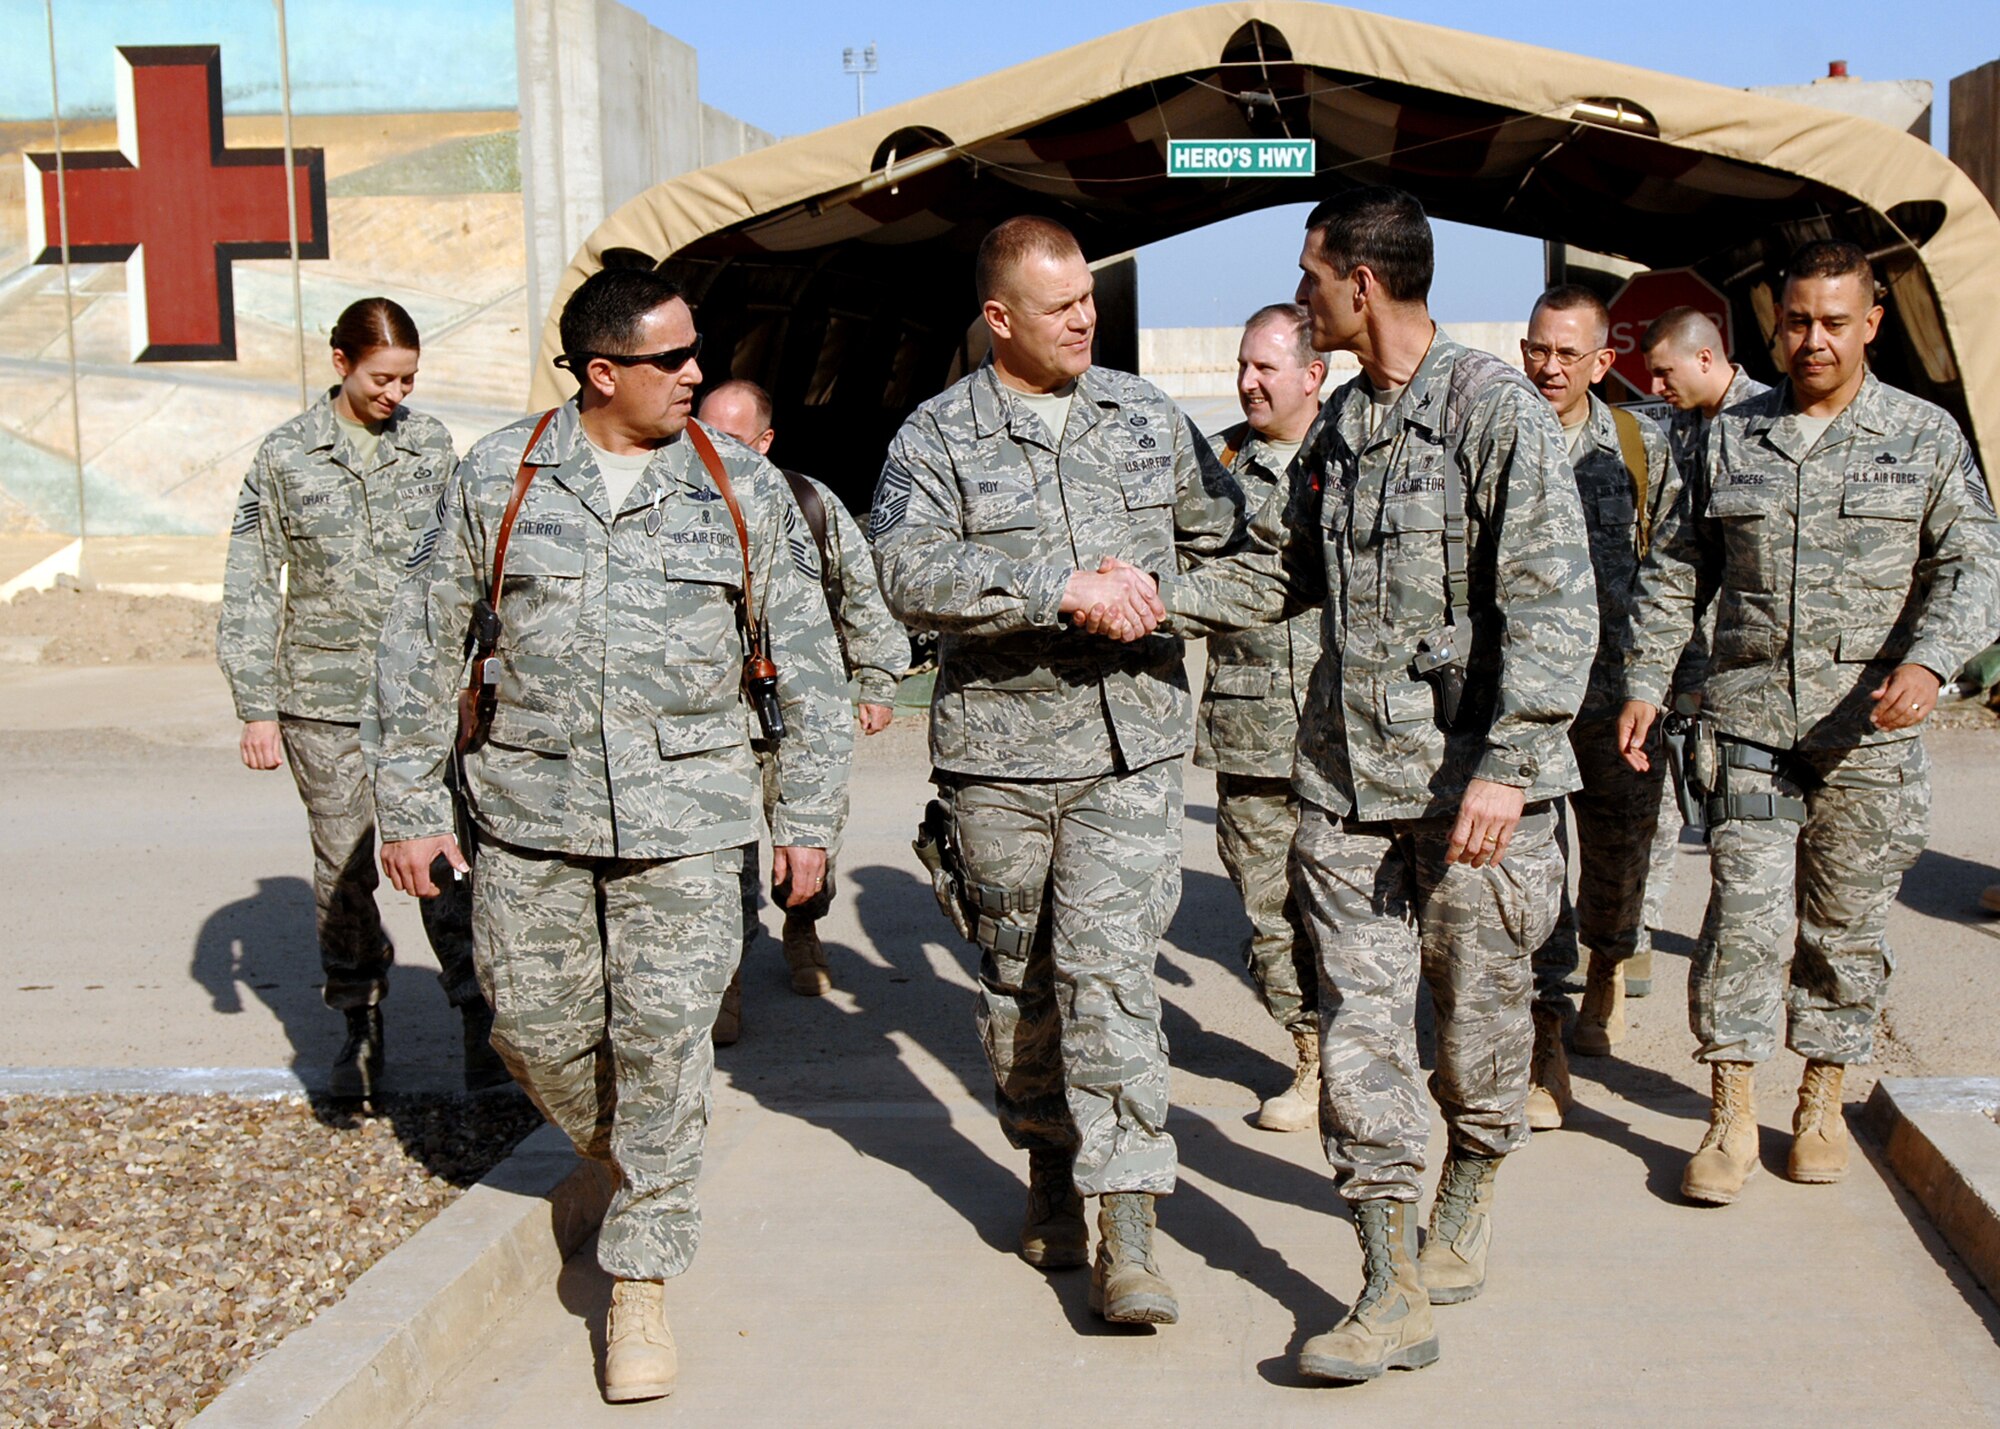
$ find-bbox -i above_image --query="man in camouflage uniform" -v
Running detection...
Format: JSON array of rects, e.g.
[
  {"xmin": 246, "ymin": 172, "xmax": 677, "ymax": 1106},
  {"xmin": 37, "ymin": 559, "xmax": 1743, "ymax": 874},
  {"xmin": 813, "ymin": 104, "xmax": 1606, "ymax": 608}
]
[
  {"xmin": 1620, "ymin": 240, "xmax": 1999, "ymax": 1206},
  {"xmin": 697, "ymin": 378, "xmax": 908, "ymax": 1036},
  {"xmin": 871, "ymin": 216, "xmax": 1244, "ymax": 1327},
  {"xmin": 1152, "ymin": 189, "xmax": 1594, "ymax": 1381},
  {"xmin": 218, "ymin": 381, "xmax": 499, "ymax": 1095},
  {"xmin": 375, "ymin": 269, "xmax": 851, "ymax": 1402},
  {"xmin": 1635, "ymin": 308, "xmax": 1771, "ymax": 970},
  {"xmin": 1196, "ymin": 303, "xmax": 1325, "ymax": 1132},
  {"xmin": 1515, "ymin": 286, "xmax": 1674, "ymax": 1130}
]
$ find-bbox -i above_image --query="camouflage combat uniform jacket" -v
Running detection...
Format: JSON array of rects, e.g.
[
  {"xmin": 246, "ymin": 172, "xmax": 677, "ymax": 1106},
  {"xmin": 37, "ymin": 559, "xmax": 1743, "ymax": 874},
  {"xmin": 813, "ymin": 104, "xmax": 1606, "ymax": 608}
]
[
  {"xmin": 1625, "ymin": 372, "xmax": 2000, "ymax": 750},
  {"xmin": 373, "ymin": 404, "xmax": 852, "ymax": 858},
  {"xmin": 218, "ymin": 391, "xmax": 457, "ymax": 722},
  {"xmin": 871, "ymin": 362, "xmax": 1244, "ymax": 778},
  {"xmin": 782, "ymin": 468, "xmax": 908, "ymax": 708},
  {"xmin": 1569, "ymin": 394, "xmax": 1672, "ymax": 721},
  {"xmin": 1194, "ymin": 421, "xmax": 1324, "ymax": 779},
  {"xmin": 1160, "ymin": 331, "xmax": 1597, "ymax": 821},
  {"xmin": 1666, "ymin": 366, "xmax": 1768, "ymax": 486}
]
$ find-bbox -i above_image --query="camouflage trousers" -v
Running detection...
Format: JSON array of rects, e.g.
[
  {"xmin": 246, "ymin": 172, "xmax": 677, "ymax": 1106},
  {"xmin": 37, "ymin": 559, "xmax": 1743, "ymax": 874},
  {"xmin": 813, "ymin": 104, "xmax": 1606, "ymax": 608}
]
[
  {"xmin": 1531, "ymin": 717, "xmax": 1669, "ymax": 1007},
  {"xmin": 946, "ymin": 759, "xmax": 1182, "ymax": 1195},
  {"xmin": 279, "ymin": 716, "xmax": 477, "ymax": 1011},
  {"xmin": 1693, "ymin": 738, "xmax": 1929, "ymax": 1065},
  {"xmin": 472, "ymin": 837, "xmax": 743, "ymax": 1281},
  {"xmin": 739, "ymin": 746, "xmax": 835, "ymax": 957},
  {"xmin": 1640, "ymin": 769, "xmax": 1686, "ymax": 945},
  {"xmin": 1293, "ymin": 801, "xmax": 1564, "ymax": 1202},
  {"xmin": 1213, "ymin": 772, "xmax": 1317, "ymax": 1035}
]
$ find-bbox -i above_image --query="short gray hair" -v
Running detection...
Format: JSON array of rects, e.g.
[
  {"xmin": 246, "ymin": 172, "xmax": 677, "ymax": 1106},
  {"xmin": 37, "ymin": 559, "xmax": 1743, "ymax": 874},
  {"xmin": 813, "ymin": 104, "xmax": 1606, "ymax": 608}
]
[{"xmin": 1243, "ymin": 302, "xmax": 1322, "ymax": 370}]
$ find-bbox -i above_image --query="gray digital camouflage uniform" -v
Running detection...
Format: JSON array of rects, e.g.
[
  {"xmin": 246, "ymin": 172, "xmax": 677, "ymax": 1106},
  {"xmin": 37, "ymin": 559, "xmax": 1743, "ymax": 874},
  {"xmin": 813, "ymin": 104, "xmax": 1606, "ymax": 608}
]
[
  {"xmin": 1161, "ymin": 332, "xmax": 1595, "ymax": 1201},
  {"xmin": 1530, "ymin": 396, "xmax": 1673, "ymax": 1012},
  {"xmin": 871, "ymin": 361, "xmax": 1244, "ymax": 1196},
  {"xmin": 741, "ymin": 468, "xmax": 908, "ymax": 941},
  {"xmin": 374, "ymin": 405, "xmax": 851, "ymax": 1280},
  {"xmin": 1196, "ymin": 422, "xmax": 1322, "ymax": 1036},
  {"xmin": 218, "ymin": 391, "xmax": 476, "ymax": 1011},
  {"xmin": 1639, "ymin": 367, "xmax": 1769, "ymax": 953},
  {"xmin": 1625, "ymin": 372, "xmax": 2000, "ymax": 1065}
]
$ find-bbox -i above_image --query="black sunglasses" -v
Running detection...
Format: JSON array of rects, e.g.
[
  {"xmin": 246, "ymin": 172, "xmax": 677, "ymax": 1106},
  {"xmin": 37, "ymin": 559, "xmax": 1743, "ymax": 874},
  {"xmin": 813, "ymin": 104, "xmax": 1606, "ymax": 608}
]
[{"xmin": 554, "ymin": 333, "xmax": 703, "ymax": 374}]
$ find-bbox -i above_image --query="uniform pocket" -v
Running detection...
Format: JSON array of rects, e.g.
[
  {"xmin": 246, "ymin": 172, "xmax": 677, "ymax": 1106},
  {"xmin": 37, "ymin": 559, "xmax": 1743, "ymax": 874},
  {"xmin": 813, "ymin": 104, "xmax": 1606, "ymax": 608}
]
[
  {"xmin": 958, "ymin": 476, "xmax": 1038, "ymax": 534},
  {"xmin": 1705, "ymin": 482, "xmax": 1775, "ymax": 593},
  {"xmin": 1207, "ymin": 664, "xmax": 1273, "ymax": 699},
  {"xmin": 1840, "ymin": 478, "xmax": 1924, "ymax": 590}
]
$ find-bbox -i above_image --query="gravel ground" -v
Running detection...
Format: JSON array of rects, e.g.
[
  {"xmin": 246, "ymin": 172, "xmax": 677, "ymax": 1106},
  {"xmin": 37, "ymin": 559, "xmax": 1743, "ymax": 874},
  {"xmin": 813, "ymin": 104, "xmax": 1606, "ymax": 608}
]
[
  {"xmin": 0, "ymin": 587, "xmax": 217, "ymax": 666},
  {"xmin": 2, "ymin": 1092, "xmax": 545, "ymax": 1427}
]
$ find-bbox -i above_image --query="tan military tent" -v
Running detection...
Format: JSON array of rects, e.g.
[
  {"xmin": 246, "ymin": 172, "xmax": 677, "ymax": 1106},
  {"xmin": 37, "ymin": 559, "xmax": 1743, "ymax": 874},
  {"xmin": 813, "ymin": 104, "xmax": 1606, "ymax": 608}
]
[{"xmin": 531, "ymin": 0, "xmax": 2000, "ymax": 504}]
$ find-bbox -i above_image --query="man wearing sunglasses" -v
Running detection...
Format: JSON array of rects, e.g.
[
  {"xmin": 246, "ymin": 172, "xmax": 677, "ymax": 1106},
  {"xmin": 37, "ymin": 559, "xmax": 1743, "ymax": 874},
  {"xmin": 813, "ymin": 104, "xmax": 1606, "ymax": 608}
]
[
  {"xmin": 372, "ymin": 267, "xmax": 852, "ymax": 1403},
  {"xmin": 1516, "ymin": 286, "xmax": 1673, "ymax": 1128}
]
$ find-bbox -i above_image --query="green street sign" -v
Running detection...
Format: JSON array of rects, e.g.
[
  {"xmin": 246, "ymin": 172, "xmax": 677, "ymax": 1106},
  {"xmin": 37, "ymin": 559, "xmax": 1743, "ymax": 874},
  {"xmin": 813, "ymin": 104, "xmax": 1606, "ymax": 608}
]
[{"xmin": 1166, "ymin": 139, "xmax": 1316, "ymax": 178}]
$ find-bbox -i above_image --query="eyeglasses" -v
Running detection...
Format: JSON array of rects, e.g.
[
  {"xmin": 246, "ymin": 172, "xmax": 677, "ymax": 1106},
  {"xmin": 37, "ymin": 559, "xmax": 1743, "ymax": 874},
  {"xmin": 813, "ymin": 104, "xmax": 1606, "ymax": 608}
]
[
  {"xmin": 554, "ymin": 334, "xmax": 703, "ymax": 374},
  {"xmin": 1520, "ymin": 341, "xmax": 1606, "ymax": 368}
]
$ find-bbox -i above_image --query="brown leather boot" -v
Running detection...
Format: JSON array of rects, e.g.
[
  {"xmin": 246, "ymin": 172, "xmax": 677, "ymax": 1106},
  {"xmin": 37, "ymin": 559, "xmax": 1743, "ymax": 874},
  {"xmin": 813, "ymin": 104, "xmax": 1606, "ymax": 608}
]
[
  {"xmin": 1787, "ymin": 1061, "xmax": 1849, "ymax": 1183},
  {"xmin": 1682, "ymin": 1061, "xmax": 1759, "ymax": 1205},
  {"xmin": 1419, "ymin": 1153, "xmax": 1499, "ymax": 1304},
  {"xmin": 1298, "ymin": 1199, "xmax": 1440, "ymax": 1381},
  {"xmin": 781, "ymin": 915, "xmax": 832, "ymax": 996},
  {"xmin": 602, "ymin": 1279, "xmax": 677, "ymax": 1402},
  {"xmin": 1088, "ymin": 1193, "xmax": 1178, "ymax": 1324},
  {"xmin": 1019, "ymin": 1148, "xmax": 1087, "ymax": 1268},
  {"xmin": 1572, "ymin": 952, "xmax": 1626, "ymax": 1057},
  {"xmin": 1257, "ymin": 1024, "xmax": 1320, "ymax": 1133},
  {"xmin": 1526, "ymin": 1005, "xmax": 1571, "ymax": 1130},
  {"xmin": 711, "ymin": 971, "xmax": 742, "ymax": 1046}
]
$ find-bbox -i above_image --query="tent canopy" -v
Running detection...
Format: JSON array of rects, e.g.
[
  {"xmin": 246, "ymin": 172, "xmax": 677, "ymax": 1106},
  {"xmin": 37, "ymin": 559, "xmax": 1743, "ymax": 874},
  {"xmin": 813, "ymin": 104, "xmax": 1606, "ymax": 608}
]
[{"xmin": 532, "ymin": 1, "xmax": 2000, "ymax": 506}]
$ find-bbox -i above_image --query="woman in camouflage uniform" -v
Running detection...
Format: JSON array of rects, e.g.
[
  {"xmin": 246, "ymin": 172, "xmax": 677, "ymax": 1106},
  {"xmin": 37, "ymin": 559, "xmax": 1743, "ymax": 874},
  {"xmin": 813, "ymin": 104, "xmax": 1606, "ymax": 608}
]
[{"xmin": 218, "ymin": 298, "xmax": 498, "ymax": 1098}]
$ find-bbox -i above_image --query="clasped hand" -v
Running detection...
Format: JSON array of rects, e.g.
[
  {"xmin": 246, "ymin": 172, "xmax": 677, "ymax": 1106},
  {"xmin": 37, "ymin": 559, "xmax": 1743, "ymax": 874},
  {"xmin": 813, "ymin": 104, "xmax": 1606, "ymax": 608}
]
[{"xmin": 1061, "ymin": 557, "xmax": 1161, "ymax": 642}]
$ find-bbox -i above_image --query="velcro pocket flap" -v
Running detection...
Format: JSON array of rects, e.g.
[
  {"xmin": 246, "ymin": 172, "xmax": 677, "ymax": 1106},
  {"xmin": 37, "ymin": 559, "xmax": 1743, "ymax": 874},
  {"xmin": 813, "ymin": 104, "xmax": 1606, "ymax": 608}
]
[
  {"xmin": 656, "ymin": 711, "xmax": 742, "ymax": 759},
  {"xmin": 1208, "ymin": 664, "xmax": 1274, "ymax": 698}
]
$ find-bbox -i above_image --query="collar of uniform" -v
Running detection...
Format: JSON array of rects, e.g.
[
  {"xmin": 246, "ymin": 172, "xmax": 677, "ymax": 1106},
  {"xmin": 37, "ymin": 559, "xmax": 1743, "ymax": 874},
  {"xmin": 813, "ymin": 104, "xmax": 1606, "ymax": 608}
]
[
  {"xmin": 1577, "ymin": 392, "xmax": 1618, "ymax": 456},
  {"xmin": 1722, "ymin": 366, "xmax": 1765, "ymax": 412},
  {"xmin": 1348, "ymin": 327, "xmax": 1452, "ymax": 454},
  {"xmin": 1237, "ymin": 415, "xmax": 1317, "ymax": 477},
  {"xmin": 967, "ymin": 361, "xmax": 1109, "ymax": 444},
  {"xmin": 530, "ymin": 400, "xmax": 613, "ymax": 524},
  {"xmin": 1751, "ymin": 371, "xmax": 1889, "ymax": 460}
]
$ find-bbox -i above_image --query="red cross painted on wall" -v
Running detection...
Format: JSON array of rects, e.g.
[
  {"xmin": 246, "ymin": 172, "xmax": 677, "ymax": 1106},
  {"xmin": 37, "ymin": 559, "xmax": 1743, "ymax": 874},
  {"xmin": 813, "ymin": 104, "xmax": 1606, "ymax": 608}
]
[{"xmin": 24, "ymin": 45, "xmax": 328, "ymax": 363}]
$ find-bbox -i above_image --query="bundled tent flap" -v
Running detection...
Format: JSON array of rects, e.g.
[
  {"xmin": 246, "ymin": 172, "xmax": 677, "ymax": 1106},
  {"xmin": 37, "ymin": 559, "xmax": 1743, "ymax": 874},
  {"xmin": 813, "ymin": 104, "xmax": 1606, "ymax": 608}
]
[{"xmin": 532, "ymin": 1, "xmax": 2000, "ymax": 507}]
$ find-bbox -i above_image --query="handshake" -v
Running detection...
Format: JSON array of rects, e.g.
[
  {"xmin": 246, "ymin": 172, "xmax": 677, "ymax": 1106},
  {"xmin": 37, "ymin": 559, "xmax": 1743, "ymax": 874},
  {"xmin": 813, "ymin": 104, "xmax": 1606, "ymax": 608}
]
[{"xmin": 1060, "ymin": 556, "xmax": 1163, "ymax": 642}]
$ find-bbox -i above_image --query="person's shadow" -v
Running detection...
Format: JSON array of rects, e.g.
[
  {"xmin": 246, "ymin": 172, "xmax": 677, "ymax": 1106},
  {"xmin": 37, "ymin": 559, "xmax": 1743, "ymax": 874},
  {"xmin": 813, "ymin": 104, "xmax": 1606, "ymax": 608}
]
[{"xmin": 189, "ymin": 873, "xmax": 531, "ymax": 1180}]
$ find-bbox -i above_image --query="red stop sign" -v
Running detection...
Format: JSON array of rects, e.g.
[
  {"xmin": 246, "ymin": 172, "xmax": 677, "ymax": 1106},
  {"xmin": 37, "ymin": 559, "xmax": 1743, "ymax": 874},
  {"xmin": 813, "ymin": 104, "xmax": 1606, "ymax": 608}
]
[{"xmin": 1605, "ymin": 269, "xmax": 1733, "ymax": 400}]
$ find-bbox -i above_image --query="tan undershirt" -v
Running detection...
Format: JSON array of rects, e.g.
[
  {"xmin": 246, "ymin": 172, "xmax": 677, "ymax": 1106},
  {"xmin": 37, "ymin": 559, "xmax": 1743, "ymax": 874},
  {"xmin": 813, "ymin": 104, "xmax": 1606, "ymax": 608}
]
[
  {"xmin": 334, "ymin": 412, "xmax": 382, "ymax": 470},
  {"xmin": 1013, "ymin": 382, "xmax": 1078, "ymax": 445},
  {"xmin": 585, "ymin": 439, "xmax": 654, "ymax": 511}
]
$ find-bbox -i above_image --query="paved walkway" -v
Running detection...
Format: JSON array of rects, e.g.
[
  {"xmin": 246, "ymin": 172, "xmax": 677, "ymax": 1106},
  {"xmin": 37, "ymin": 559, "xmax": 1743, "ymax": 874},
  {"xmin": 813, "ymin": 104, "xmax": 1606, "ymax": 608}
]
[{"xmin": 409, "ymin": 1088, "xmax": 2000, "ymax": 1426}]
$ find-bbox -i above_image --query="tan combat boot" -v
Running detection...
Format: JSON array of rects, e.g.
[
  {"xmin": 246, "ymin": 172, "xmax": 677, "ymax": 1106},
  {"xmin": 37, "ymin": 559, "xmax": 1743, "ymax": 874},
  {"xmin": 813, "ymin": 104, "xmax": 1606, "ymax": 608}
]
[
  {"xmin": 711, "ymin": 971, "xmax": 742, "ymax": 1046},
  {"xmin": 781, "ymin": 915, "xmax": 832, "ymax": 996},
  {"xmin": 1019, "ymin": 1147, "xmax": 1087, "ymax": 1269},
  {"xmin": 1572, "ymin": 952, "xmax": 1626, "ymax": 1057},
  {"xmin": 1257, "ymin": 1024, "xmax": 1321, "ymax": 1133},
  {"xmin": 1787, "ymin": 1061, "xmax": 1850, "ymax": 1183},
  {"xmin": 1418, "ymin": 1153, "xmax": 1499, "ymax": 1304},
  {"xmin": 1298, "ymin": 1199, "xmax": 1440, "ymax": 1381},
  {"xmin": 602, "ymin": 1279, "xmax": 677, "ymax": 1403},
  {"xmin": 1088, "ymin": 1193, "xmax": 1178, "ymax": 1324},
  {"xmin": 1682, "ymin": 1061, "xmax": 1759, "ymax": 1205},
  {"xmin": 1526, "ymin": 1005, "xmax": 1571, "ymax": 1131},
  {"xmin": 1624, "ymin": 945, "xmax": 1654, "ymax": 998}
]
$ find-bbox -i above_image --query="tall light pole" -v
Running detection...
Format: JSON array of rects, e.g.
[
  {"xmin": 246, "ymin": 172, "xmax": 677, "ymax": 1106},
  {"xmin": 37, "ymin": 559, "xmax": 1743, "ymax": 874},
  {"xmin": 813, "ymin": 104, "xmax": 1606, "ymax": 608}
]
[{"xmin": 842, "ymin": 44, "xmax": 877, "ymax": 118}]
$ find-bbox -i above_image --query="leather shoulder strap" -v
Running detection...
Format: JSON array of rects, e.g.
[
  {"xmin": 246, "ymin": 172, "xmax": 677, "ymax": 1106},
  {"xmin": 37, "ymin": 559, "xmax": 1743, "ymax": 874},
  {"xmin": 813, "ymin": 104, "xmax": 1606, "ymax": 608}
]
[
  {"xmin": 488, "ymin": 408, "xmax": 560, "ymax": 606},
  {"xmin": 683, "ymin": 418, "xmax": 756, "ymax": 619},
  {"xmin": 1609, "ymin": 404, "xmax": 1652, "ymax": 558}
]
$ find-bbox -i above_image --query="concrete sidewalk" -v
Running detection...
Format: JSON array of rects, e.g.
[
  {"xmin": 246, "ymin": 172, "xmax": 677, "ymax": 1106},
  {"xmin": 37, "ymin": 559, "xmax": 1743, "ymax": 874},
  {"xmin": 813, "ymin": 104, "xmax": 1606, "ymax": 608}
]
[{"xmin": 407, "ymin": 1087, "xmax": 2000, "ymax": 1426}]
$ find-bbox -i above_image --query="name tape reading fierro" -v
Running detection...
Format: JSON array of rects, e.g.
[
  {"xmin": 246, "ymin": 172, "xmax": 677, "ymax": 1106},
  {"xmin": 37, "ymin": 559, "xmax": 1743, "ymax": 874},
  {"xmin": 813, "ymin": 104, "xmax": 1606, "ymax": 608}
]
[{"xmin": 1166, "ymin": 139, "xmax": 1316, "ymax": 178}]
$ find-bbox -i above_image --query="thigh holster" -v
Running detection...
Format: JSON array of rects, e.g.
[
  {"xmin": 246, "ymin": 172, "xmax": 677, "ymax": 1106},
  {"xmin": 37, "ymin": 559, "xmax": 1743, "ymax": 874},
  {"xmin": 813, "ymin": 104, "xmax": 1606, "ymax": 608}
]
[
  {"xmin": 1708, "ymin": 739, "xmax": 1810, "ymax": 825},
  {"xmin": 969, "ymin": 881, "xmax": 1042, "ymax": 959}
]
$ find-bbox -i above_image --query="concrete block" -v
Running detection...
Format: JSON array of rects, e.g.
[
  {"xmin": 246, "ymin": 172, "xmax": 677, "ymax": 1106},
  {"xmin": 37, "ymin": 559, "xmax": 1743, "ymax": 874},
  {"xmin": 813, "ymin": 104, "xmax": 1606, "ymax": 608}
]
[
  {"xmin": 192, "ymin": 1123, "xmax": 613, "ymax": 1429},
  {"xmin": 1865, "ymin": 1076, "xmax": 2000, "ymax": 1304}
]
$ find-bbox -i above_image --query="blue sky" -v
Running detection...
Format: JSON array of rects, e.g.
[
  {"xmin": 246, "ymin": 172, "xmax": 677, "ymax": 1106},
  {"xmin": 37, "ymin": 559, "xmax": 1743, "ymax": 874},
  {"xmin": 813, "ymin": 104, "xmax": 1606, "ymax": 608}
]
[
  {"xmin": 645, "ymin": 0, "xmax": 2000, "ymax": 324},
  {"xmin": 2, "ymin": 0, "xmax": 515, "ymax": 118}
]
